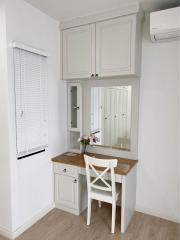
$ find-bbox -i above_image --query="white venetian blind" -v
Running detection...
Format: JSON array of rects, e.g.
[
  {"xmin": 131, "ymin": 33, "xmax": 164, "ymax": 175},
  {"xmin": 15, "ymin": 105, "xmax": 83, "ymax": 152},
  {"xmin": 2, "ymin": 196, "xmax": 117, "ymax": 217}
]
[{"xmin": 13, "ymin": 46, "xmax": 48, "ymax": 158}]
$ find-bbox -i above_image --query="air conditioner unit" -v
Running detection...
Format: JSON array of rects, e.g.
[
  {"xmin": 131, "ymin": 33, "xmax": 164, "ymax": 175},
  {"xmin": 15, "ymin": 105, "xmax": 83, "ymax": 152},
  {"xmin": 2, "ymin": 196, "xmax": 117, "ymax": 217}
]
[{"xmin": 150, "ymin": 6, "xmax": 180, "ymax": 42}]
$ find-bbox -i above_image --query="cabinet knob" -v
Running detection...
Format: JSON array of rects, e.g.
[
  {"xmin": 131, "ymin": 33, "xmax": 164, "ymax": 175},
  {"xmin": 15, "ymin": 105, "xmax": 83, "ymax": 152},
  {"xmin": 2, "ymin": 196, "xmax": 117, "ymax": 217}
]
[
  {"xmin": 63, "ymin": 168, "xmax": 67, "ymax": 172},
  {"xmin": 91, "ymin": 74, "xmax": 94, "ymax": 77},
  {"xmin": 74, "ymin": 179, "xmax": 77, "ymax": 183},
  {"xmin": 95, "ymin": 74, "xmax": 98, "ymax": 77},
  {"xmin": 72, "ymin": 106, "xmax": 79, "ymax": 110}
]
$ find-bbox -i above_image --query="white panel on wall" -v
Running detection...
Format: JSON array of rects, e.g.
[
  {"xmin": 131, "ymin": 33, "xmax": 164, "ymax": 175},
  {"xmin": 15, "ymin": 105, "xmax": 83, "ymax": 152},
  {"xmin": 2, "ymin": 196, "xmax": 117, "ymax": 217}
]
[{"xmin": 14, "ymin": 48, "xmax": 48, "ymax": 158}]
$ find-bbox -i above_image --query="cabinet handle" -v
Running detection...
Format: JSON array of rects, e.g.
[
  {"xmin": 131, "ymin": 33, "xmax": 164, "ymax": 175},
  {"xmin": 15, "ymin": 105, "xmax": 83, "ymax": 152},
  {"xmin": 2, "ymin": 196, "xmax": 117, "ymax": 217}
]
[
  {"xmin": 63, "ymin": 168, "xmax": 67, "ymax": 172},
  {"xmin": 74, "ymin": 179, "xmax": 77, "ymax": 183},
  {"xmin": 95, "ymin": 73, "xmax": 98, "ymax": 77},
  {"xmin": 72, "ymin": 106, "xmax": 79, "ymax": 110},
  {"xmin": 91, "ymin": 74, "xmax": 94, "ymax": 77}
]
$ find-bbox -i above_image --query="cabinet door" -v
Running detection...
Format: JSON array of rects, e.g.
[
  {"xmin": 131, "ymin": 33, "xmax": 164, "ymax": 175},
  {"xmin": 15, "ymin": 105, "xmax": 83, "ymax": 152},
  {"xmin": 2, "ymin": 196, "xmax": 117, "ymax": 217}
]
[
  {"xmin": 55, "ymin": 174, "xmax": 79, "ymax": 210},
  {"xmin": 68, "ymin": 83, "xmax": 82, "ymax": 131},
  {"xmin": 63, "ymin": 24, "xmax": 95, "ymax": 79},
  {"xmin": 96, "ymin": 16, "xmax": 135, "ymax": 77}
]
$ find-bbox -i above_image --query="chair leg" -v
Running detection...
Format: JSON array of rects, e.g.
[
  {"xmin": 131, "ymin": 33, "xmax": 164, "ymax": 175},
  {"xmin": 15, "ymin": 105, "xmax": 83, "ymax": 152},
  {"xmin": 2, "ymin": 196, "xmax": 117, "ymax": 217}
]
[
  {"xmin": 111, "ymin": 202, "xmax": 116, "ymax": 234},
  {"xmin": 87, "ymin": 198, "xmax": 91, "ymax": 226},
  {"xmin": 98, "ymin": 200, "xmax": 101, "ymax": 208}
]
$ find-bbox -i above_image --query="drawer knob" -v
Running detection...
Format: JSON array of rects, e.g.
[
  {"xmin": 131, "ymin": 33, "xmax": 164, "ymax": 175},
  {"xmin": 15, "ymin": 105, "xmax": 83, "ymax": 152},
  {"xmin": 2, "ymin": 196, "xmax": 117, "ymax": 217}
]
[
  {"xmin": 74, "ymin": 179, "xmax": 77, "ymax": 183},
  {"xmin": 63, "ymin": 168, "xmax": 67, "ymax": 172}
]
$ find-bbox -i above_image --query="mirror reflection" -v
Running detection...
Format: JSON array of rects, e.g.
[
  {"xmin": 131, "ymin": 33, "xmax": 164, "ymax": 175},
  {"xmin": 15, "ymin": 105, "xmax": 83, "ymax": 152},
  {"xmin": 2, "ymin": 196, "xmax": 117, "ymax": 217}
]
[{"xmin": 91, "ymin": 86, "xmax": 132, "ymax": 151}]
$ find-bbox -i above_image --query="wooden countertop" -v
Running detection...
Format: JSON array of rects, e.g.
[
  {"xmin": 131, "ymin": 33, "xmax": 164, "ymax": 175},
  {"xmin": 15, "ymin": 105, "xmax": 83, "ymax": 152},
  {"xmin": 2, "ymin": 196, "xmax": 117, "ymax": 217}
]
[{"xmin": 52, "ymin": 152, "xmax": 138, "ymax": 176}]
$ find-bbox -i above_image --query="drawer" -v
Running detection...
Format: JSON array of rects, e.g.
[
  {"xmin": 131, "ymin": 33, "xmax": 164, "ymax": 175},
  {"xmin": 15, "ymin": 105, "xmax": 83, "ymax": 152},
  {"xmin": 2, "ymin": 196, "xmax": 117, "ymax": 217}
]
[{"xmin": 54, "ymin": 163, "xmax": 78, "ymax": 178}]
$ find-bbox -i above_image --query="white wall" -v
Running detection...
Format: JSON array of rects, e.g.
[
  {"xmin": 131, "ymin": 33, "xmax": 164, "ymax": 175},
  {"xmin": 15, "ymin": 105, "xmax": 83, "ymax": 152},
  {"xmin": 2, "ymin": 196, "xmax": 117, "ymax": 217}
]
[
  {"xmin": 0, "ymin": 1, "xmax": 13, "ymax": 233},
  {"xmin": 1, "ymin": 0, "xmax": 67, "ymax": 235},
  {"xmin": 137, "ymin": 15, "xmax": 179, "ymax": 223},
  {"xmin": 178, "ymin": 34, "xmax": 180, "ymax": 223}
]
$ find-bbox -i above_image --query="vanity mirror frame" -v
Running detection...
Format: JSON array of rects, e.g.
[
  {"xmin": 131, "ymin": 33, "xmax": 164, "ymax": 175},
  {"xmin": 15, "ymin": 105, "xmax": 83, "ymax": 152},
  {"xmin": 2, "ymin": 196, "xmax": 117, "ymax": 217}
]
[
  {"xmin": 82, "ymin": 78, "xmax": 139, "ymax": 159},
  {"xmin": 90, "ymin": 85, "xmax": 132, "ymax": 151}
]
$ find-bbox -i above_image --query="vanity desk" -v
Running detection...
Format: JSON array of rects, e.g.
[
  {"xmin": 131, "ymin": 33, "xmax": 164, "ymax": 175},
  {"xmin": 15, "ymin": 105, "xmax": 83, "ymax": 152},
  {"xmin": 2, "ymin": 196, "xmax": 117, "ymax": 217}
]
[{"xmin": 52, "ymin": 152, "xmax": 138, "ymax": 233}]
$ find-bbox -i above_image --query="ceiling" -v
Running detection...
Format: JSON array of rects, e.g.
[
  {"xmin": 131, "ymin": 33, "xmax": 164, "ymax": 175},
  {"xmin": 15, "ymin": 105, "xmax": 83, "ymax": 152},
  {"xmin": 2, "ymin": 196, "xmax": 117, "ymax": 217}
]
[{"xmin": 25, "ymin": 0, "xmax": 179, "ymax": 22}]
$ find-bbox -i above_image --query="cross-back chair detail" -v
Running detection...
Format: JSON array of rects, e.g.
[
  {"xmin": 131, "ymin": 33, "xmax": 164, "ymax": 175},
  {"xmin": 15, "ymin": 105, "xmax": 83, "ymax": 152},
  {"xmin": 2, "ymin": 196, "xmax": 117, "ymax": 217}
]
[{"xmin": 89, "ymin": 163, "xmax": 112, "ymax": 191}]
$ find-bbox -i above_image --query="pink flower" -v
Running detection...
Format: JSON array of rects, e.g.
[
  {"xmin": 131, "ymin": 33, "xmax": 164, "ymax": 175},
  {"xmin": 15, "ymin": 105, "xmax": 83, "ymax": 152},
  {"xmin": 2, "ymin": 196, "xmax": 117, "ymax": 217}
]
[{"xmin": 83, "ymin": 135, "xmax": 89, "ymax": 140}]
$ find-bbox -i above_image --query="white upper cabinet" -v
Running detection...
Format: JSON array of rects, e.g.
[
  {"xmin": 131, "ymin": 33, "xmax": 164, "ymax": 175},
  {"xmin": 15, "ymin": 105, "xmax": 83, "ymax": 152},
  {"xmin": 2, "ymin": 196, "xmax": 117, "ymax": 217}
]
[
  {"xmin": 61, "ymin": 4, "xmax": 143, "ymax": 79},
  {"xmin": 96, "ymin": 15, "xmax": 136, "ymax": 77},
  {"xmin": 63, "ymin": 24, "xmax": 95, "ymax": 79}
]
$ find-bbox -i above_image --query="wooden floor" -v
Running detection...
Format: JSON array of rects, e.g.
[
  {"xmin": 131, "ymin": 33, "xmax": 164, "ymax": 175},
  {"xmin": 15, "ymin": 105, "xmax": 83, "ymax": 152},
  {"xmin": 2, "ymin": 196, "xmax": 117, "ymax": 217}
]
[{"xmin": 0, "ymin": 202, "xmax": 179, "ymax": 240}]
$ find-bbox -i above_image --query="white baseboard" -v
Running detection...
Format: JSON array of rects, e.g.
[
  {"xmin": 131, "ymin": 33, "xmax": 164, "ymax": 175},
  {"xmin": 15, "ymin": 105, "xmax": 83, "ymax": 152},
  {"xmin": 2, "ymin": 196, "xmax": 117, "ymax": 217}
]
[
  {"xmin": 0, "ymin": 203, "xmax": 55, "ymax": 240},
  {"xmin": 0, "ymin": 227, "xmax": 13, "ymax": 240},
  {"xmin": 136, "ymin": 205, "xmax": 180, "ymax": 224}
]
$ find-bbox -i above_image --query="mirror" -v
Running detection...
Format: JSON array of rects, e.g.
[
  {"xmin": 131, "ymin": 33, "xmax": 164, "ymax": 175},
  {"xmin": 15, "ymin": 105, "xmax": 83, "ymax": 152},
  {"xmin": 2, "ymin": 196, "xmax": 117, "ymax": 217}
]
[{"xmin": 91, "ymin": 86, "xmax": 132, "ymax": 151}]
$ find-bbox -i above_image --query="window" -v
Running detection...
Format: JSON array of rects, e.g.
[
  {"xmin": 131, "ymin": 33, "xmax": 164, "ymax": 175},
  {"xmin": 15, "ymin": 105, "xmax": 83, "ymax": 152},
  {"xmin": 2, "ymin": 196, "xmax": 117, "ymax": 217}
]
[{"xmin": 13, "ymin": 47, "xmax": 48, "ymax": 158}]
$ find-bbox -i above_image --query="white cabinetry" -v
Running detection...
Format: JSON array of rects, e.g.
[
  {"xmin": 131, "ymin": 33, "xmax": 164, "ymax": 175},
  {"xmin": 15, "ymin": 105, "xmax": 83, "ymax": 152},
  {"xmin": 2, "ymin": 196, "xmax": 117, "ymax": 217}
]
[
  {"xmin": 54, "ymin": 163, "xmax": 80, "ymax": 214},
  {"xmin": 55, "ymin": 174, "xmax": 79, "ymax": 211},
  {"xmin": 63, "ymin": 24, "xmax": 95, "ymax": 79},
  {"xmin": 67, "ymin": 83, "xmax": 82, "ymax": 152},
  {"xmin": 61, "ymin": 4, "xmax": 143, "ymax": 79},
  {"xmin": 68, "ymin": 83, "xmax": 82, "ymax": 131},
  {"xmin": 96, "ymin": 15, "xmax": 137, "ymax": 77}
]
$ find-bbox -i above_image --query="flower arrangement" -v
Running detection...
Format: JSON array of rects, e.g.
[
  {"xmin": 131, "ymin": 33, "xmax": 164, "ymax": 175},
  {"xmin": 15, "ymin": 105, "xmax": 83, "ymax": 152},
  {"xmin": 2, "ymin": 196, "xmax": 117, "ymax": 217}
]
[{"xmin": 78, "ymin": 134, "xmax": 99, "ymax": 153}]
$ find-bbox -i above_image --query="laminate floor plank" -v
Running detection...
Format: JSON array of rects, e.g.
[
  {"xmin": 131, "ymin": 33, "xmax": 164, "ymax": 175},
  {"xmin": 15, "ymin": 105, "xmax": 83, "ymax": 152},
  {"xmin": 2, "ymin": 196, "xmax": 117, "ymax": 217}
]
[{"xmin": 0, "ymin": 202, "xmax": 179, "ymax": 240}]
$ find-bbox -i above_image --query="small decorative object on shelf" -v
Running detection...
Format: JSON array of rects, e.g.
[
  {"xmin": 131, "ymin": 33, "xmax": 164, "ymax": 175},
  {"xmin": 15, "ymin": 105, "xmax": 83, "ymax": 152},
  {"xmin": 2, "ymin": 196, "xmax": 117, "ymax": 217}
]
[{"xmin": 78, "ymin": 134, "xmax": 99, "ymax": 153}]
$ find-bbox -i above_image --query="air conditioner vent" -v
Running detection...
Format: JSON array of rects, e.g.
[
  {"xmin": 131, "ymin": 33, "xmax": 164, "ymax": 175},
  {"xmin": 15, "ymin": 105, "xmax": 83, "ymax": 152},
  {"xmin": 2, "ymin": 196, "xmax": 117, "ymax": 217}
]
[{"xmin": 150, "ymin": 7, "xmax": 180, "ymax": 42}]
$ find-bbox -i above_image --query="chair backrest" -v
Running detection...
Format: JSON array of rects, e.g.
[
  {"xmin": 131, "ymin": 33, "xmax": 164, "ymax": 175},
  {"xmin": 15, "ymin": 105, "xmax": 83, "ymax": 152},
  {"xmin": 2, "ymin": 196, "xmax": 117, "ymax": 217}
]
[{"xmin": 84, "ymin": 155, "xmax": 118, "ymax": 197}]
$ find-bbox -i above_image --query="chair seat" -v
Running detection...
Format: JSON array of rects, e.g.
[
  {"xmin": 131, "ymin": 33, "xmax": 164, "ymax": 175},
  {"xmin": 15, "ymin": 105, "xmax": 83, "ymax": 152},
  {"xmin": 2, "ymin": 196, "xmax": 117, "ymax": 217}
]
[{"xmin": 90, "ymin": 180, "xmax": 121, "ymax": 203}]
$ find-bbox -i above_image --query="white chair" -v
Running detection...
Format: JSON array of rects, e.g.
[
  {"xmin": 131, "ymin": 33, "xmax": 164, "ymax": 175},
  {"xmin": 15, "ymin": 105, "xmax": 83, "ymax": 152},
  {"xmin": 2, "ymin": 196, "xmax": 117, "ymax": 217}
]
[{"xmin": 84, "ymin": 155, "xmax": 121, "ymax": 234}]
